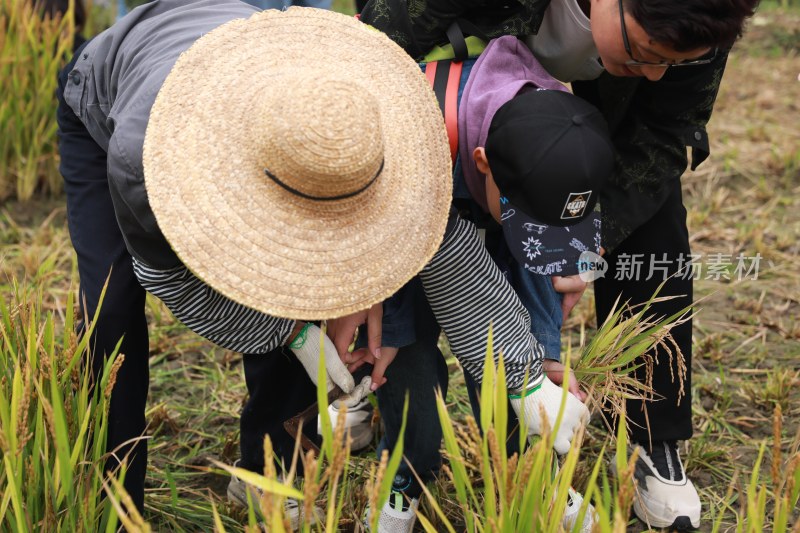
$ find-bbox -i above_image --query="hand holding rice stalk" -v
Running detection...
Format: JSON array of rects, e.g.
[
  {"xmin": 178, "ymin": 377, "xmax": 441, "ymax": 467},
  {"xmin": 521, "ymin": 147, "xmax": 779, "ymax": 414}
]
[{"xmin": 572, "ymin": 280, "xmax": 692, "ymax": 433}]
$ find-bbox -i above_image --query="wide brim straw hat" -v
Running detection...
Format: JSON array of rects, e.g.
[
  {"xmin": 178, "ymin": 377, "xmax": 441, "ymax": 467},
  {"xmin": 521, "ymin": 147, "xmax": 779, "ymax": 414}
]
[{"xmin": 143, "ymin": 7, "xmax": 452, "ymax": 320}]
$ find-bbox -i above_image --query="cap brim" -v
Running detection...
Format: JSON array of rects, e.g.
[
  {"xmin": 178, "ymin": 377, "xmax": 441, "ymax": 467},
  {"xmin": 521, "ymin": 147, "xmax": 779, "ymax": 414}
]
[{"xmin": 501, "ymin": 201, "xmax": 601, "ymax": 276}]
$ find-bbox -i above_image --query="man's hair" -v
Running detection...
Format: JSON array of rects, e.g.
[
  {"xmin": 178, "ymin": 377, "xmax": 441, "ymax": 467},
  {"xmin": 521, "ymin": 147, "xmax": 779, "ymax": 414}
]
[{"xmin": 626, "ymin": 0, "xmax": 760, "ymax": 51}]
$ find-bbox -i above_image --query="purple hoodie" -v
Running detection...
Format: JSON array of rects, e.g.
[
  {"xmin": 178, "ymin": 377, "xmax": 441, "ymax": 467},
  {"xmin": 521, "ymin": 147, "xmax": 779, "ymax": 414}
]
[{"xmin": 458, "ymin": 36, "xmax": 568, "ymax": 213}]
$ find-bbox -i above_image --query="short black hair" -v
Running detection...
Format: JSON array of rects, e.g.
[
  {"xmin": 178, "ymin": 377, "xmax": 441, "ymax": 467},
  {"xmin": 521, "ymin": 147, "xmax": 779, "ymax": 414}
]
[
  {"xmin": 34, "ymin": 0, "xmax": 86, "ymax": 33},
  {"xmin": 625, "ymin": 0, "xmax": 760, "ymax": 51}
]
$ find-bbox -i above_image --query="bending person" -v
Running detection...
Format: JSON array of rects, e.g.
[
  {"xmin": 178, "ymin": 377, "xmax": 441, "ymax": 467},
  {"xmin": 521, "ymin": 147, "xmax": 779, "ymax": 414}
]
[{"xmin": 56, "ymin": 2, "xmax": 587, "ymax": 529}]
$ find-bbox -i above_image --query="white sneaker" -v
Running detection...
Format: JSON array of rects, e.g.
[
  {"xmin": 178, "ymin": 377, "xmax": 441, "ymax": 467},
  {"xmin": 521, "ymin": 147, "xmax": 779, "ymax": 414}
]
[
  {"xmin": 630, "ymin": 440, "xmax": 701, "ymax": 530},
  {"xmin": 226, "ymin": 463, "xmax": 321, "ymax": 531},
  {"xmin": 365, "ymin": 491, "xmax": 419, "ymax": 533},
  {"xmin": 318, "ymin": 397, "xmax": 374, "ymax": 452},
  {"xmin": 562, "ymin": 487, "xmax": 595, "ymax": 533}
]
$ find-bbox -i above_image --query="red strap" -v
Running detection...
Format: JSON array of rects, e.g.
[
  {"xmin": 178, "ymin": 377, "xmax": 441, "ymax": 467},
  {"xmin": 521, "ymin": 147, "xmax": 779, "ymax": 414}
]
[
  {"xmin": 425, "ymin": 61, "xmax": 437, "ymax": 88},
  {"xmin": 444, "ymin": 61, "xmax": 462, "ymax": 162},
  {"xmin": 425, "ymin": 60, "xmax": 461, "ymax": 163}
]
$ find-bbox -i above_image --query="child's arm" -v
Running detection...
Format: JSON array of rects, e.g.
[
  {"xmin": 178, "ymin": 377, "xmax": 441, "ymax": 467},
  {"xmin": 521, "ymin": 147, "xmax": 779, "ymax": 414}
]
[
  {"xmin": 552, "ymin": 274, "xmax": 589, "ymax": 322},
  {"xmin": 327, "ymin": 303, "xmax": 382, "ymax": 358}
]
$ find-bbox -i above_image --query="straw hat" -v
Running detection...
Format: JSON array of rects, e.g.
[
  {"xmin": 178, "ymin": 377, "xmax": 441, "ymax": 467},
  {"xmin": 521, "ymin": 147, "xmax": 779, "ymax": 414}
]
[{"xmin": 143, "ymin": 8, "xmax": 452, "ymax": 320}]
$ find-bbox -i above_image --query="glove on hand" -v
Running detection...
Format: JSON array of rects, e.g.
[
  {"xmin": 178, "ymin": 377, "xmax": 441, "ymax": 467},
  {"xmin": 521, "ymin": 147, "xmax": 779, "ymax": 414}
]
[
  {"xmin": 509, "ymin": 375, "xmax": 590, "ymax": 455},
  {"xmin": 333, "ymin": 376, "xmax": 372, "ymax": 409},
  {"xmin": 290, "ymin": 323, "xmax": 355, "ymax": 393}
]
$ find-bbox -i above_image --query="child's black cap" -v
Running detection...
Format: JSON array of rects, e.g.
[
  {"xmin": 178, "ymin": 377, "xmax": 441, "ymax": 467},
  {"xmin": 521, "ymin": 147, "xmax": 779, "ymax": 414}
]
[{"xmin": 486, "ymin": 89, "xmax": 614, "ymax": 276}]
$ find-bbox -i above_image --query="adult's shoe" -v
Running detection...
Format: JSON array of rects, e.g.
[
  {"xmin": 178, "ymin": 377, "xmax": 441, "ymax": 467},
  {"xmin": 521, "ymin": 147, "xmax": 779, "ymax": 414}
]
[{"xmin": 630, "ymin": 440, "xmax": 701, "ymax": 530}]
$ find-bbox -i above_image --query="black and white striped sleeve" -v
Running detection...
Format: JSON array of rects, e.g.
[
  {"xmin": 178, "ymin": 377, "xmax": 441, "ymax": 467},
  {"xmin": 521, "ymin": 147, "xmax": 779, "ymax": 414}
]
[
  {"xmin": 419, "ymin": 214, "xmax": 544, "ymax": 390},
  {"xmin": 132, "ymin": 258, "xmax": 294, "ymax": 354}
]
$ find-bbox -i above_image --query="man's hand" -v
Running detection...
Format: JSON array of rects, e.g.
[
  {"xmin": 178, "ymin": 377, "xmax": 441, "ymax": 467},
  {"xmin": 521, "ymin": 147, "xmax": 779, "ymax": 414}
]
[
  {"xmin": 552, "ymin": 275, "xmax": 588, "ymax": 322},
  {"xmin": 326, "ymin": 303, "xmax": 383, "ymax": 366},
  {"xmin": 288, "ymin": 323, "xmax": 355, "ymax": 393},
  {"xmin": 509, "ymin": 376, "xmax": 590, "ymax": 455},
  {"xmin": 543, "ymin": 359, "xmax": 587, "ymax": 402}
]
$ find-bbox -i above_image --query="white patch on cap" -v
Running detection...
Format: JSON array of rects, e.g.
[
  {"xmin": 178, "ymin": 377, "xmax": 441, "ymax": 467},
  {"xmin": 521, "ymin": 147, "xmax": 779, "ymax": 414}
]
[
  {"xmin": 523, "ymin": 237, "xmax": 543, "ymax": 260},
  {"xmin": 561, "ymin": 191, "xmax": 592, "ymax": 219},
  {"xmin": 522, "ymin": 222, "xmax": 547, "ymax": 234}
]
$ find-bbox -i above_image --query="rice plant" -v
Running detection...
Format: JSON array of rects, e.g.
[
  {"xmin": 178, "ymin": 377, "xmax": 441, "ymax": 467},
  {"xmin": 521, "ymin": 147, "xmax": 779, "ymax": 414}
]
[
  {"xmin": 121, "ymin": 336, "xmax": 408, "ymax": 533},
  {"xmin": 708, "ymin": 406, "xmax": 800, "ymax": 532},
  {"xmin": 416, "ymin": 329, "xmax": 638, "ymax": 532},
  {"xmin": 0, "ymin": 280, "xmax": 126, "ymax": 531},
  {"xmin": 0, "ymin": 0, "xmax": 75, "ymax": 201}
]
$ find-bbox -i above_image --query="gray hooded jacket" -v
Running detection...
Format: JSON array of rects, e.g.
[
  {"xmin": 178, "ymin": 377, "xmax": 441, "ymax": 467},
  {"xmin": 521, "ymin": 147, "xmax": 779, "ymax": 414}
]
[{"xmin": 63, "ymin": 0, "xmax": 257, "ymax": 269}]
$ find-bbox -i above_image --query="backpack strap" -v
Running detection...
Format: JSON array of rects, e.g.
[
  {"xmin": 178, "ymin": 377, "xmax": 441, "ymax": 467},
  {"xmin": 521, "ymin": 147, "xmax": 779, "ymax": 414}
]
[
  {"xmin": 446, "ymin": 19, "xmax": 490, "ymax": 62},
  {"xmin": 425, "ymin": 59, "xmax": 463, "ymax": 163},
  {"xmin": 423, "ymin": 19, "xmax": 488, "ymax": 162}
]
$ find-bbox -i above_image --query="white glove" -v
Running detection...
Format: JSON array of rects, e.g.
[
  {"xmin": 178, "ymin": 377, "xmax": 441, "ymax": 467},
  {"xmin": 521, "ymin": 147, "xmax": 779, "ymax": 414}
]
[
  {"xmin": 289, "ymin": 323, "xmax": 355, "ymax": 394},
  {"xmin": 333, "ymin": 376, "xmax": 372, "ymax": 409},
  {"xmin": 509, "ymin": 375, "xmax": 590, "ymax": 455}
]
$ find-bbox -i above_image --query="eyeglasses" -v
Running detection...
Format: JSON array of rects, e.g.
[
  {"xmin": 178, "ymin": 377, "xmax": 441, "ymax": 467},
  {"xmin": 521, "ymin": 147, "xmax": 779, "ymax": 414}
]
[{"xmin": 618, "ymin": 0, "xmax": 717, "ymax": 68}]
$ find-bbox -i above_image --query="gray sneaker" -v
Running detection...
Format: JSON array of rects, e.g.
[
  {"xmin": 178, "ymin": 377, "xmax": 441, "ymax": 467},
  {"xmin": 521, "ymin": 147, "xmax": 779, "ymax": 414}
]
[
  {"xmin": 226, "ymin": 463, "xmax": 321, "ymax": 531},
  {"xmin": 630, "ymin": 441, "xmax": 701, "ymax": 530}
]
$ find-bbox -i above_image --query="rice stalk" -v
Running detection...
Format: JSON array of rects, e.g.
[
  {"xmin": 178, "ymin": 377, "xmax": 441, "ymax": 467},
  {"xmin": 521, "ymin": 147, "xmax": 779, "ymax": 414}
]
[
  {"xmin": 0, "ymin": 0, "xmax": 75, "ymax": 201},
  {"xmin": 428, "ymin": 329, "xmax": 632, "ymax": 532},
  {"xmin": 574, "ymin": 282, "xmax": 693, "ymax": 435},
  {"xmin": 0, "ymin": 279, "xmax": 126, "ymax": 531}
]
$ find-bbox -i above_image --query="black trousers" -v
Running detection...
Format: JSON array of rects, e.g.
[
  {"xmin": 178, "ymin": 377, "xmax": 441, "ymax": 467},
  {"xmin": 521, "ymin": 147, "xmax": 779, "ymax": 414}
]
[
  {"xmin": 594, "ymin": 181, "xmax": 693, "ymax": 443},
  {"xmin": 56, "ymin": 52, "xmax": 318, "ymax": 512},
  {"xmin": 373, "ymin": 280, "xmax": 449, "ymax": 499}
]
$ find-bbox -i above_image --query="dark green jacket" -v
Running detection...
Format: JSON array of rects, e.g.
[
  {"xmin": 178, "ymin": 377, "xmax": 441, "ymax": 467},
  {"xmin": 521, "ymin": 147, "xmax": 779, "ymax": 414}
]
[{"xmin": 360, "ymin": 0, "xmax": 723, "ymax": 252}]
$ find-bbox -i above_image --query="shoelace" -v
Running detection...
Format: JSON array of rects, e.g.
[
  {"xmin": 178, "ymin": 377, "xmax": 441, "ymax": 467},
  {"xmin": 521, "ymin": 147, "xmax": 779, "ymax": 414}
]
[{"xmin": 641, "ymin": 440, "xmax": 684, "ymax": 482}]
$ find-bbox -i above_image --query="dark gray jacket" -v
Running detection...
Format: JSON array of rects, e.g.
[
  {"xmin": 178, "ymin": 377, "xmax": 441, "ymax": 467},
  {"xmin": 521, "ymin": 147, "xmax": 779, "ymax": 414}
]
[
  {"xmin": 360, "ymin": 0, "xmax": 720, "ymax": 252},
  {"xmin": 63, "ymin": 0, "xmax": 257, "ymax": 269}
]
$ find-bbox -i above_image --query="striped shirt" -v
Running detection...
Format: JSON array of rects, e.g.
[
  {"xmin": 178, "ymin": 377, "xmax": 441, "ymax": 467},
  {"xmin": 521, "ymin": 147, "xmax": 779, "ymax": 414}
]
[
  {"xmin": 418, "ymin": 215, "xmax": 544, "ymax": 390},
  {"xmin": 132, "ymin": 259, "xmax": 294, "ymax": 354},
  {"xmin": 133, "ymin": 213, "xmax": 543, "ymax": 389}
]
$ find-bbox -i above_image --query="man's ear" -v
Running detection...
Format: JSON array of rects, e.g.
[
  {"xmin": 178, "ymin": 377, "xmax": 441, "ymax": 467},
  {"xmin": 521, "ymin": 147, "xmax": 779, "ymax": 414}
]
[{"xmin": 473, "ymin": 147, "xmax": 490, "ymax": 175}]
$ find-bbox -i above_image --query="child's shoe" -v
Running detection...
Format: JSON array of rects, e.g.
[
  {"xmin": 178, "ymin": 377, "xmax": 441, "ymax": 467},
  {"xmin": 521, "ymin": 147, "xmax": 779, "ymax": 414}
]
[
  {"xmin": 226, "ymin": 461, "xmax": 321, "ymax": 531},
  {"xmin": 562, "ymin": 487, "xmax": 596, "ymax": 532},
  {"xmin": 318, "ymin": 396, "xmax": 374, "ymax": 452},
  {"xmin": 364, "ymin": 489, "xmax": 419, "ymax": 533}
]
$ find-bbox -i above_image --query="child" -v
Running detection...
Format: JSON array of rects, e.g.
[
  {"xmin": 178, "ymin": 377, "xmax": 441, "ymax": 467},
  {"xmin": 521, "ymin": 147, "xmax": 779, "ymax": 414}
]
[
  {"xmin": 459, "ymin": 35, "xmax": 613, "ymax": 389},
  {"xmin": 369, "ymin": 36, "xmax": 613, "ymax": 532}
]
